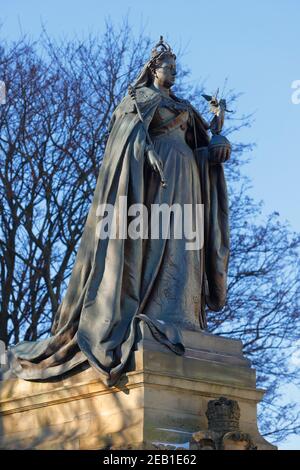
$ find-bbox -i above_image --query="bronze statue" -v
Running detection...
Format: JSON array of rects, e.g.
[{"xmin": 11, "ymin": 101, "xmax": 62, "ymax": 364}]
[{"xmin": 6, "ymin": 37, "xmax": 230, "ymax": 386}]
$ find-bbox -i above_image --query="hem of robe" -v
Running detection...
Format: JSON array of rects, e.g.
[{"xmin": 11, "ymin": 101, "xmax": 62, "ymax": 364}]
[{"xmin": 6, "ymin": 315, "xmax": 185, "ymax": 386}]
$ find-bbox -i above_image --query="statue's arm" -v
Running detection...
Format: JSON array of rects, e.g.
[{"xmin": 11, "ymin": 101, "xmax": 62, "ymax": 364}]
[
  {"xmin": 188, "ymin": 101, "xmax": 231, "ymax": 163},
  {"xmin": 188, "ymin": 98, "xmax": 227, "ymax": 136}
]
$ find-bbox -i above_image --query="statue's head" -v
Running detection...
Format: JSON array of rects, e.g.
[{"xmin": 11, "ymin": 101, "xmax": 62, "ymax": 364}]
[
  {"xmin": 148, "ymin": 37, "xmax": 177, "ymax": 89},
  {"xmin": 131, "ymin": 36, "xmax": 177, "ymax": 89}
]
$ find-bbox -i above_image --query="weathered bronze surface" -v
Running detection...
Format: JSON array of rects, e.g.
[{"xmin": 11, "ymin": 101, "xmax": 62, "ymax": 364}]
[{"xmin": 6, "ymin": 37, "xmax": 230, "ymax": 387}]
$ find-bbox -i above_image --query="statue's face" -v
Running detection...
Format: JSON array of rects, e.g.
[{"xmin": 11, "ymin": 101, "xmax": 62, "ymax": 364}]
[{"xmin": 153, "ymin": 56, "xmax": 176, "ymax": 89}]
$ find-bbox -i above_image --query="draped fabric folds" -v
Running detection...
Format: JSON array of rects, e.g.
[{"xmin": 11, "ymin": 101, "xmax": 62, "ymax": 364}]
[{"xmin": 7, "ymin": 86, "xmax": 229, "ymax": 386}]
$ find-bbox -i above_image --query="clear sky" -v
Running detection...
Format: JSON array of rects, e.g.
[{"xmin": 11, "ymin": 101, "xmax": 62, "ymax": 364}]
[{"xmin": 0, "ymin": 0, "xmax": 299, "ymax": 448}]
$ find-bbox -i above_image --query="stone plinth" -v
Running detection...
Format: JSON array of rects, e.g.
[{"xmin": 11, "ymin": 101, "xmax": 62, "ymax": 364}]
[{"xmin": 0, "ymin": 323, "xmax": 276, "ymax": 450}]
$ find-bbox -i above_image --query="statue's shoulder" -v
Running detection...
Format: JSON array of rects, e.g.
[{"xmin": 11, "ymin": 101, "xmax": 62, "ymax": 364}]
[
  {"xmin": 135, "ymin": 86, "xmax": 161, "ymax": 104},
  {"xmin": 114, "ymin": 86, "xmax": 160, "ymax": 117},
  {"xmin": 130, "ymin": 86, "xmax": 161, "ymax": 116},
  {"xmin": 170, "ymin": 92, "xmax": 191, "ymax": 107},
  {"xmin": 177, "ymin": 97, "xmax": 192, "ymax": 107},
  {"xmin": 114, "ymin": 94, "xmax": 135, "ymax": 116}
]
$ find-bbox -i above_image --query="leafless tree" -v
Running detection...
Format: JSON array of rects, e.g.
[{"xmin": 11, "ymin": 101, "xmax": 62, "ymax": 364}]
[{"xmin": 0, "ymin": 20, "xmax": 299, "ymax": 444}]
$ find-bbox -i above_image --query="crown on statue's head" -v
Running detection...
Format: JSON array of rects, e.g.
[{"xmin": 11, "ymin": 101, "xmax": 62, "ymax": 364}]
[{"xmin": 149, "ymin": 36, "xmax": 176, "ymax": 67}]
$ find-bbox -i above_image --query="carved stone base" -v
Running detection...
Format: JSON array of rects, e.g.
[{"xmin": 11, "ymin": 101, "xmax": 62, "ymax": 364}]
[{"xmin": 0, "ymin": 323, "xmax": 276, "ymax": 449}]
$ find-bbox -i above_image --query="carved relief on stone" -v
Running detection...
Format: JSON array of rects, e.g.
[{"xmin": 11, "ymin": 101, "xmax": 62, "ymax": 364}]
[
  {"xmin": 190, "ymin": 397, "xmax": 257, "ymax": 451},
  {"xmin": 221, "ymin": 431, "xmax": 257, "ymax": 450},
  {"xmin": 206, "ymin": 396, "xmax": 240, "ymax": 432}
]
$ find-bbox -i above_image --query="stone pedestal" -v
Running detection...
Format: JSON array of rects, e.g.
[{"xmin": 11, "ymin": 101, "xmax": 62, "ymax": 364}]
[{"xmin": 0, "ymin": 323, "xmax": 276, "ymax": 449}]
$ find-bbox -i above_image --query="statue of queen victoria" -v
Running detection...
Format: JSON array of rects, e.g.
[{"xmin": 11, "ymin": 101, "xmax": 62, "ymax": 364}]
[{"xmin": 6, "ymin": 37, "xmax": 231, "ymax": 386}]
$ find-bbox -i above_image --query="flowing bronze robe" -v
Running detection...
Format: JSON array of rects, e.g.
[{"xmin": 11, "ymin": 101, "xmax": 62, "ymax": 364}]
[{"xmin": 7, "ymin": 86, "xmax": 229, "ymax": 386}]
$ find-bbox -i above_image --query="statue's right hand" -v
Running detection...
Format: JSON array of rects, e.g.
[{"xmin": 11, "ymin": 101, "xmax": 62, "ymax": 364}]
[
  {"xmin": 128, "ymin": 85, "xmax": 136, "ymax": 100},
  {"xmin": 145, "ymin": 147, "xmax": 163, "ymax": 173},
  {"xmin": 145, "ymin": 146, "xmax": 167, "ymax": 188}
]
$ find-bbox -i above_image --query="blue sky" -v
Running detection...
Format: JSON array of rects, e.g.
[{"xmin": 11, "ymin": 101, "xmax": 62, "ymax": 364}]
[
  {"xmin": 1, "ymin": 0, "xmax": 299, "ymax": 233},
  {"xmin": 0, "ymin": 0, "xmax": 299, "ymax": 448}
]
